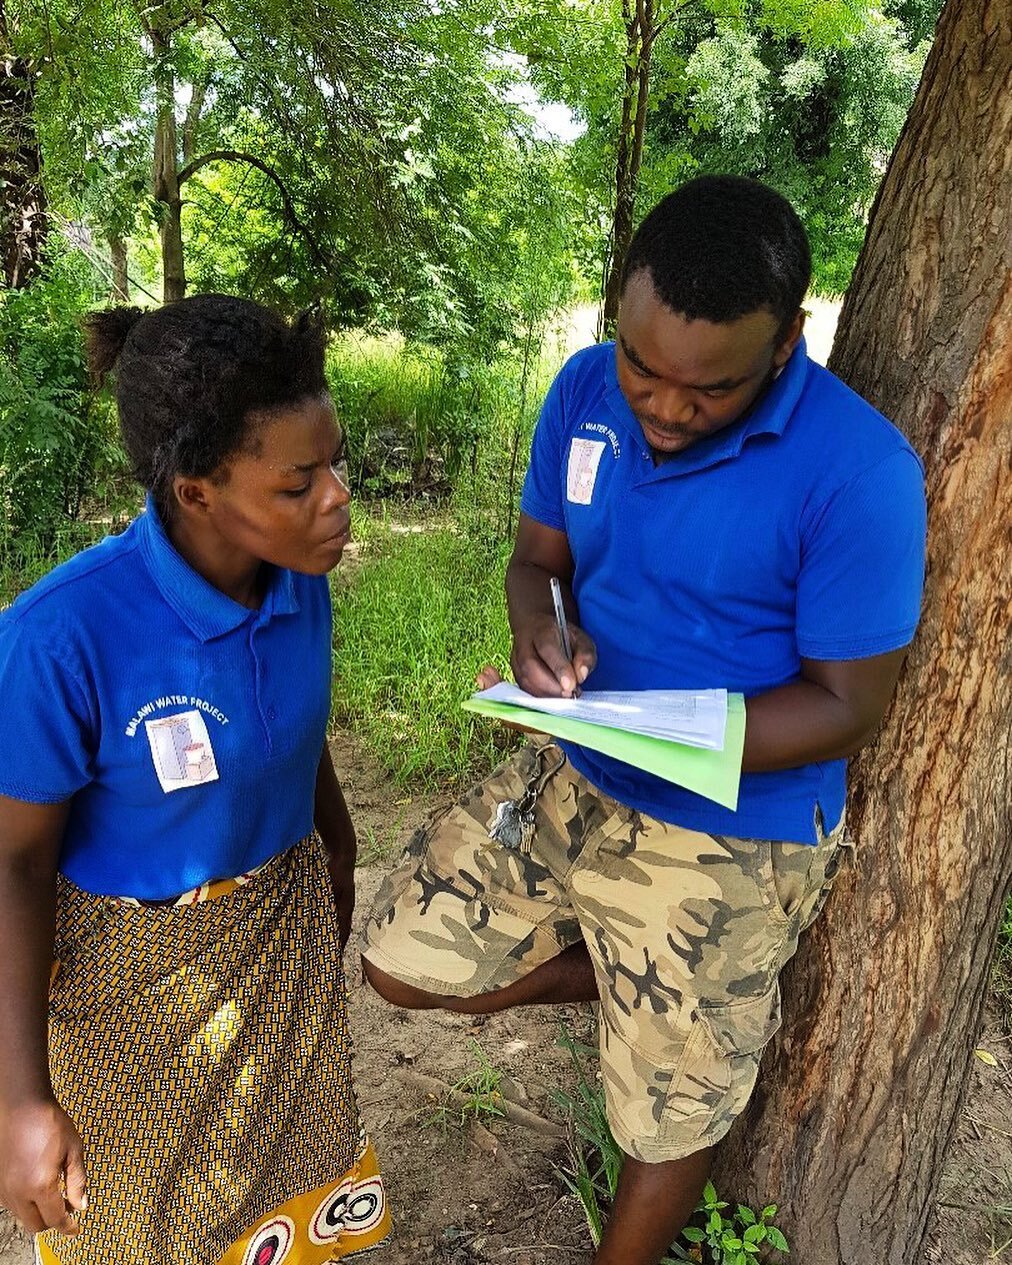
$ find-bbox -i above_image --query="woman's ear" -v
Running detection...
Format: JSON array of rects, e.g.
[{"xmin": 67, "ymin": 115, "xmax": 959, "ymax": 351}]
[{"xmin": 172, "ymin": 475, "xmax": 215, "ymax": 516}]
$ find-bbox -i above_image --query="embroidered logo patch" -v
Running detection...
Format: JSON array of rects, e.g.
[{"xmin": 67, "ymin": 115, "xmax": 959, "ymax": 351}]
[
  {"xmin": 567, "ymin": 437, "xmax": 607, "ymax": 505},
  {"xmin": 144, "ymin": 710, "xmax": 219, "ymax": 793}
]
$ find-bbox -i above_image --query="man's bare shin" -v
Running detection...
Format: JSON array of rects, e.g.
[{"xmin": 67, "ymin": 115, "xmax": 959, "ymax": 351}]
[{"xmin": 593, "ymin": 1147, "xmax": 713, "ymax": 1265}]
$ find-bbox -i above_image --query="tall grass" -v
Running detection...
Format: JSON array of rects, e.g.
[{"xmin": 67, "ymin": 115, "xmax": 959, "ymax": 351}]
[
  {"xmin": 330, "ymin": 508, "xmax": 518, "ymax": 788},
  {"xmin": 326, "ymin": 325, "xmax": 570, "ymax": 535}
]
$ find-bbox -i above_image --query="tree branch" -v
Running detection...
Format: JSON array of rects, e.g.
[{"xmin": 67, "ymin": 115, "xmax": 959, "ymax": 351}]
[
  {"xmin": 181, "ymin": 69, "xmax": 212, "ymax": 167},
  {"xmin": 178, "ymin": 149, "xmax": 329, "ymax": 268}
]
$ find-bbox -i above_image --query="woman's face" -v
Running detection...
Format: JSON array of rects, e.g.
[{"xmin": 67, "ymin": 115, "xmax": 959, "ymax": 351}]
[{"xmin": 191, "ymin": 393, "xmax": 352, "ymax": 575}]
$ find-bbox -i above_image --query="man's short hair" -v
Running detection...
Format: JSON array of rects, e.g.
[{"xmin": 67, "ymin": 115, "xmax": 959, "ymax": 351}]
[{"xmin": 621, "ymin": 175, "xmax": 811, "ymax": 338}]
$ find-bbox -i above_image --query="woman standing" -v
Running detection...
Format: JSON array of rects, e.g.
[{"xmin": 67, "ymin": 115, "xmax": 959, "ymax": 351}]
[{"xmin": 0, "ymin": 295, "xmax": 390, "ymax": 1264}]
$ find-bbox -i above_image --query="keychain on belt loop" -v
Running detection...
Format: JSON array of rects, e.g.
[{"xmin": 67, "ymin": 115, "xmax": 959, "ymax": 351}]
[{"xmin": 488, "ymin": 744, "xmax": 565, "ymax": 854}]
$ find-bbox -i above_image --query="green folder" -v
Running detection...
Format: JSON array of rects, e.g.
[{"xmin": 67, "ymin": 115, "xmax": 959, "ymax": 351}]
[{"xmin": 462, "ymin": 692, "xmax": 746, "ymax": 810}]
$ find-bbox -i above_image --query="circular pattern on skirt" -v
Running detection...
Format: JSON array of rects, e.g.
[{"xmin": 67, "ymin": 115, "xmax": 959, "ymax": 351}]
[
  {"xmin": 241, "ymin": 1215, "xmax": 295, "ymax": 1265},
  {"xmin": 309, "ymin": 1175, "xmax": 386, "ymax": 1243}
]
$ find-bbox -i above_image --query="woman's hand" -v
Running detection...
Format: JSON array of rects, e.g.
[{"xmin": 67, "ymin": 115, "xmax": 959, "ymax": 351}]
[
  {"xmin": 315, "ymin": 745, "xmax": 358, "ymax": 951},
  {"xmin": 0, "ymin": 1097, "xmax": 87, "ymax": 1236},
  {"xmin": 326, "ymin": 843, "xmax": 356, "ymax": 950}
]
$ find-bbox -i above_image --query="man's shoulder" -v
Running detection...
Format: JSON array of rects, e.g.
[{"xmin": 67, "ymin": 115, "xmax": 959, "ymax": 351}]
[
  {"xmin": 546, "ymin": 344, "xmax": 617, "ymax": 432},
  {"xmin": 553, "ymin": 342, "xmax": 615, "ymax": 407},
  {"xmin": 797, "ymin": 359, "xmax": 921, "ymax": 472}
]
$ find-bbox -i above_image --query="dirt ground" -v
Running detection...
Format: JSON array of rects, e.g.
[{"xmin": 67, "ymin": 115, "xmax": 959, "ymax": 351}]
[{"xmin": 2, "ymin": 730, "xmax": 1009, "ymax": 1265}]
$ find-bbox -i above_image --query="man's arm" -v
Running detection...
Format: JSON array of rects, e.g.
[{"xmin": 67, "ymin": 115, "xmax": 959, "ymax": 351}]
[
  {"xmin": 0, "ymin": 795, "xmax": 86, "ymax": 1236},
  {"xmin": 505, "ymin": 514, "xmax": 597, "ymax": 697},
  {"xmin": 315, "ymin": 743, "xmax": 357, "ymax": 949},
  {"xmin": 742, "ymin": 650, "xmax": 906, "ymax": 772}
]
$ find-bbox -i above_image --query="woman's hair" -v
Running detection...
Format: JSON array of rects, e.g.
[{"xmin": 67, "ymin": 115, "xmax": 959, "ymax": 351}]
[{"xmin": 85, "ymin": 294, "xmax": 327, "ymax": 515}]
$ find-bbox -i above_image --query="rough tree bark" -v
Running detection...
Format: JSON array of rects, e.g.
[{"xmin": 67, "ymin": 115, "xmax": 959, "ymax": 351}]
[
  {"xmin": 0, "ymin": 0, "xmax": 47, "ymax": 288},
  {"xmin": 714, "ymin": 4, "xmax": 1012, "ymax": 1263}
]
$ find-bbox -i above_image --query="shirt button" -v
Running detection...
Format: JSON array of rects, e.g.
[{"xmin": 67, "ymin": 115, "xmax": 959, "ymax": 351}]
[{"xmin": 266, "ymin": 706, "xmax": 276, "ymax": 722}]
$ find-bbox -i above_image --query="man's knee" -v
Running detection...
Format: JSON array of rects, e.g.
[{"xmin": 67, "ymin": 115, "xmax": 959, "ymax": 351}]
[
  {"xmin": 362, "ymin": 956, "xmax": 440, "ymax": 1008},
  {"xmin": 362, "ymin": 955, "xmax": 485, "ymax": 1012}
]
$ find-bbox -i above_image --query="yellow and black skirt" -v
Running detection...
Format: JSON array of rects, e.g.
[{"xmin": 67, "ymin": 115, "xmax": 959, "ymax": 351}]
[{"xmin": 39, "ymin": 835, "xmax": 390, "ymax": 1265}]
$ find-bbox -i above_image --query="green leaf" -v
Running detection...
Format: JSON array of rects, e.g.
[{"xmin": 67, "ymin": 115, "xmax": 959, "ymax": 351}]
[
  {"xmin": 767, "ymin": 1226, "xmax": 790, "ymax": 1253},
  {"xmin": 703, "ymin": 1180, "xmax": 719, "ymax": 1205},
  {"xmin": 761, "ymin": 1205, "xmax": 778, "ymax": 1221},
  {"xmin": 737, "ymin": 1205, "xmax": 757, "ymax": 1226},
  {"xmin": 744, "ymin": 1223, "xmax": 766, "ymax": 1244}
]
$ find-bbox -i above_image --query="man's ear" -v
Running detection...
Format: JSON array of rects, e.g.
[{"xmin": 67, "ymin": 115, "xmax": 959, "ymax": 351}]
[{"xmin": 773, "ymin": 308, "xmax": 806, "ymax": 367}]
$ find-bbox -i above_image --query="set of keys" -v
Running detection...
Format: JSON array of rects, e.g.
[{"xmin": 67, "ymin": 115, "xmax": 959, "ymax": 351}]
[{"xmin": 487, "ymin": 745, "xmax": 564, "ymax": 854}]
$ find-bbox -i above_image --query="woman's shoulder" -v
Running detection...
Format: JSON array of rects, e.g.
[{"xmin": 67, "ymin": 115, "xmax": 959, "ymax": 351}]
[
  {"xmin": 2, "ymin": 519, "xmax": 145, "ymax": 640},
  {"xmin": 289, "ymin": 569, "xmax": 331, "ymax": 612}
]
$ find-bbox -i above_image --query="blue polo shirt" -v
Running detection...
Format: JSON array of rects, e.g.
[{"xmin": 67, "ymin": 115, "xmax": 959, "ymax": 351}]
[
  {"xmin": 0, "ymin": 499, "xmax": 332, "ymax": 898},
  {"xmin": 520, "ymin": 339, "xmax": 926, "ymax": 843}
]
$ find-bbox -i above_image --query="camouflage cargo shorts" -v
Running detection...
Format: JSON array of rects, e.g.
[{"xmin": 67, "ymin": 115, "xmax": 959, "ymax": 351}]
[{"xmin": 363, "ymin": 742, "xmax": 850, "ymax": 1163}]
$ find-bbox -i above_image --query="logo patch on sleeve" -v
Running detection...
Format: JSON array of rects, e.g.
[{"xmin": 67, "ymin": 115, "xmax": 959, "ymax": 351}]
[
  {"xmin": 567, "ymin": 437, "xmax": 607, "ymax": 505},
  {"xmin": 145, "ymin": 710, "xmax": 219, "ymax": 793}
]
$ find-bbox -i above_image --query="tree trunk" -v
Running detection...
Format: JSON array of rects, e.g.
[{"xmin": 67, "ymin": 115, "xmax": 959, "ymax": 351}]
[
  {"xmin": 109, "ymin": 234, "xmax": 128, "ymax": 302},
  {"xmin": 0, "ymin": 2, "xmax": 47, "ymax": 288},
  {"xmin": 151, "ymin": 26, "xmax": 185, "ymax": 304},
  {"xmin": 601, "ymin": 0, "xmax": 654, "ymax": 338},
  {"xmin": 713, "ymin": 4, "xmax": 1012, "ymax": 1263}
]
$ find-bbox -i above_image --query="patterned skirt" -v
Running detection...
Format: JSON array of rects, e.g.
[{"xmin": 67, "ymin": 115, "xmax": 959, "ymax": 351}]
[{"xmin": 38, "ymin": 835, "xmax": 391, "ymax": 1265}]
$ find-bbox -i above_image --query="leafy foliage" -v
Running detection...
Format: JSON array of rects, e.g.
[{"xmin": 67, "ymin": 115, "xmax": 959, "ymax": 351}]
[
  {"xmin": 499, "ymin": 0, "xmax": 939, "ymax": 294},
  {"xmin": 0, "ymin": 249, "xmax": 128, "ymax": 562}
]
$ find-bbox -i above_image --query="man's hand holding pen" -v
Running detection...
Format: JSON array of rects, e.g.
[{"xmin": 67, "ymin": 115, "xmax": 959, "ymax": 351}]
[{"xmin": 476, "ymin": 575, "xmax": 596, "ymax": 699}]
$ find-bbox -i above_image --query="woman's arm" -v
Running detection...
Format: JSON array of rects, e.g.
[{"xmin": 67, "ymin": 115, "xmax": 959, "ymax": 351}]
[
  {"xmin": 0, "ymin": 795, "xmax": 86, "ymax": 1236},
  {"xmin": 314, "ymin": 745, "xmax": 357, "ymax": 950}
]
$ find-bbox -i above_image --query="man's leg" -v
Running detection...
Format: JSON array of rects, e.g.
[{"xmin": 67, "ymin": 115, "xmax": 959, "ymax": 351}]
[
  {"xmin": 365, "ymin": 945, "xmax": 710, "ymax": 1265},
  {"xmin": 362, "ymin": 940, "xmax": 597, "ymax": 1012},
  {"xmin": 595, "ymin": 1149, "xmax": 713, "ymax": 1265}
]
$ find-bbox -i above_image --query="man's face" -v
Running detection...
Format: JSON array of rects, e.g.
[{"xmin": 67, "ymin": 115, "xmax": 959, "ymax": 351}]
[{"xmin": 615, "ymin": 270, "xmax": 804, "ymax": 455}]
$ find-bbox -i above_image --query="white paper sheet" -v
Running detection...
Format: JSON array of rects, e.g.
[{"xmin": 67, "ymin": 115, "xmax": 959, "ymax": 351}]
[{"xmin": 475, "ymin": 683, "xmax": 729, "ymax": 751}]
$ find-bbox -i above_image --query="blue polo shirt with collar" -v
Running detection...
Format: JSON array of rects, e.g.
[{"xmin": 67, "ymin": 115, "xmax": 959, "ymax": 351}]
[
  {"xmin": 0, "ymin": 497, "xmax": 332, "ymax": 898},
  {"xmin": 520, "ymin": 338, "xmax": 926, "ymax": 844}
]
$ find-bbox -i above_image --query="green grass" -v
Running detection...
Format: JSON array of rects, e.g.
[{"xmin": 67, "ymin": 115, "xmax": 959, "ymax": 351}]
[
  {"xmin": 330, "ymin": 506, "xmax": 518, "ymax": 789},
  {"xmin": 424, "ymin": 1039, "xmax": 509, "ymax": 1131},
  {"xmin": 327, "ymin": 332, "xmax": 550, "ymax": 503}
]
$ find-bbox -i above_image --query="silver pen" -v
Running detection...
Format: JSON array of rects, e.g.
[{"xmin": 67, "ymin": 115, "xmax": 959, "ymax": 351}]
[{"xmin": 550, "ymin": 575, "xmax": 576, "ymax": 681}]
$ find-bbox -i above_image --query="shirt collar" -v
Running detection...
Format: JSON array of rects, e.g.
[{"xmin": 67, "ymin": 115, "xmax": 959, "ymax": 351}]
[
  {"xmin": 601, "ymin": 336, "xmax": 811, "ymax": 476},
  {"xmin": 138, "ymin": 495, "xmax": 300, "ymax": 642}
]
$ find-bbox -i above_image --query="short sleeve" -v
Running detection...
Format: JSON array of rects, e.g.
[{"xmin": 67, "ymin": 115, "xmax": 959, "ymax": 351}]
[
  {"xmin": 0, "ymin": 622, "xmax": 95, "ymax": 802},
  {"xmin": 519, "ymin": 366, "xmax": 568, "ymax": 531},
  {"xmin": 796, "ymin": 449, "xmax": 927, "ymax": 660}
]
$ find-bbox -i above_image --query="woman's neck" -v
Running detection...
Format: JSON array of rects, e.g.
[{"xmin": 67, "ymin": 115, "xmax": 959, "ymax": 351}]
[{"xmin": 164, "ymin": 512, "xmax": 265, "ymax": 610}]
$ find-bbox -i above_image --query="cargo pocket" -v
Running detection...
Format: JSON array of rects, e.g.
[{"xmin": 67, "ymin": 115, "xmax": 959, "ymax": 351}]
[{"xmin": 660, "ymin": 982, "xmax": 783, "ymax": 1153}]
